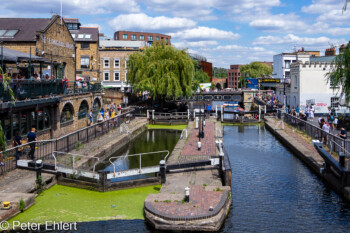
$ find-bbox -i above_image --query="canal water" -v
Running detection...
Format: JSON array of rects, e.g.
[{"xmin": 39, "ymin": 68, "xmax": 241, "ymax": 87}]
[
  {"xmin": 95, "ymin": 129, "xmax": 181, "ymax": 181},
  {"xmin": 17, "ymin": 125, "xmax": 350, "ymax": 232}
]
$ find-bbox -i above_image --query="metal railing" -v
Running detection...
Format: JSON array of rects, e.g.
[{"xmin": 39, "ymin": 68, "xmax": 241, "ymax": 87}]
[
  {"xmin": 0, "ymin": 80, "xmax": 102, "ymax": 102},
  {"xmin": 108, "ymin": 150, "xmax": 170, "ymax": 176},
  {"xmin": 0, "ymin": 109, "xmax": 135, "ymax": 176},
  {"xmin": 276, "ymin": 109, "xmax": 350, "ymax": 168}
]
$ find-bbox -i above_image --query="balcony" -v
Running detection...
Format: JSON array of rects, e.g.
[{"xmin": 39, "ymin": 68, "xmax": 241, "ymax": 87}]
[{"xmin": 0, "ymin": 79, "xmax": 102, "ymax": 103}]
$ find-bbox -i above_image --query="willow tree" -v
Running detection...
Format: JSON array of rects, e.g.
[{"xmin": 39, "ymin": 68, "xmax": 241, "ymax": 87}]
[
  {"xmin": 127, "ymin": 42, "xmax": 194, "ymax": 106},
  {"xmin": 326, "ymin": 43, "xmax": 350, "ymax": 102}
]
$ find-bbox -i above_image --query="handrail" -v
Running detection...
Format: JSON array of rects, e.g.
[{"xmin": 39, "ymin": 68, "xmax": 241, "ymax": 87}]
[
  {"xmin": 330, "ymin": 139, "xmax": 350, "ymax": 158},
  {"xmin": 53, "ymin": 151, "xmax": 100, "ymax": 174},
  {"xmin": 180, "ymin": 129, "xmax": 188, "ymax": 139},
  {"xmin": 1, "ymin": 108, "xmax": 135, "ymax": 154},
  {"xmin": 108, "ymin": 150, "xmax": 170, "ymax": 175}
]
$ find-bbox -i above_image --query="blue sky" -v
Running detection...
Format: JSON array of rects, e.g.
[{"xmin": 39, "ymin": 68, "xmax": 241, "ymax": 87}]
[{"xmin": 1, "ymin": 0, "xmax": 350, "ymax": 68}]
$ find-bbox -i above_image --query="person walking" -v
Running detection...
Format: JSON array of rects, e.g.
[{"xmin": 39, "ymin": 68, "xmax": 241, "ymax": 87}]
[
  {"xmin": 309, "ymin": 105, "xmax": 315, "ymax": 120},
  {"xmin": 88, "ymin": 110, "xmax": 94, "ymax": 126},
  {"xmin": 13, "ymin": 131, "xmax": 22, "ymax": 160},
  {"xmin": 329, "ymin": 112, "xmax": 335, "ymax": 130},
  {"xmin": 296, "ymin": 105, "xmax": 300, "ymax": 116},
  {"xmin": 27, "ymin": 128, "xmax": 37, "ymax": 160},
  {"xmin": 322, "ymin": 121, "xmax": 330, "ymax": 144}
]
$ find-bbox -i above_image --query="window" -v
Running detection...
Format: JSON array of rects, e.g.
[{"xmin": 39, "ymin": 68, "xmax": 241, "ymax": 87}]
[
  {"xmin": 81, "ymin": 42, "xmax": 89, "ymax": 49},
  {"xmin": 78, "ymin": 101, "xmax": 89, "ymax": 120},
  {"xmin": 131, "ymin": 34, "xmax": 137, "ymax": 40},
  {"xmin": 114, "ymin": 72, "xmax": 120, "ymax": 81},
  {"xmin": 78, "ymin": 34, "xmax": 84, "ymax": 39},
  {"xmin": 103, "ymin": 58, "xmax": 110, "ymax": 68},
  {"xmin": 114, "ymin": 58, "xmax": 120, "ymax": 68},
  {"xmin": 166, "ymin": 38, "xmax": 169, "ymax": 44},
  {"xmin": 0, "ymin": 29, "xmax": 18, "ymax": 37},
  {"xmin": 81, "ymin": 57, "xmax": 89, "ymax": 69},
  {"xmin": 148, "ymin": 35, "xmax": 153, "ymax": 41},
  {"xmin": 330, "ymin": 76, "xmax": 339, "ymax": 88},
  {"xmin": 285, "ymin": 60, "xmax": 291, "ymax": 69},
  {"xmin": 38, "ymin": 110, "xmax": 50, "ymax": 131},
  {"xmin": 72, "ymin": 34, "xmax": 76, "ymax": 38},
  {"xmin": 331, "ymin": 97, "xmax": 339, "ymax": 108},
  {"xmin": 61, "ymin": 104, "xmax": 74, "ymax": 123},
  {"xmin": 85, "ymin": 34, "xmax": 91, "ymax": 39},
  {"xmin": 123, "ymin": 34, "xmax": 128, "ymax": 39},
  {"xmin": 156, "ymin": 36, "xmax": 159, "ymax": 41},
  {"xmin": 67, "ymin": 23, "xmax": 78, "ymax": 30},
  {"xmin": 103, "ymin": 72, "xmax": 110, "ymax": 81},
  {"xmin": 140, "ymin": 35, "xmax": 144, "ymax": 40}
]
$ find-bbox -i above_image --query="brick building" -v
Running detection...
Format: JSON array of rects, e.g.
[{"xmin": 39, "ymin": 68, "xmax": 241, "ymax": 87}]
[
  {"xmin": 0, "ymin": 15, "xmax": 75, "ymax": 80},
  {"xmin": 114, "ymin": 31, "xmax": 171, "ymax": 46},
  {"xmin": 227, "ymin": 65, "xmax": 241, "ymax": 89},
  {"xmin": 99, "ymin": 40, "xmax": 145, "ymax": 102},
  {"xmin": 64, "ymin": 18, "xmax": 100, "ymax": 80}
]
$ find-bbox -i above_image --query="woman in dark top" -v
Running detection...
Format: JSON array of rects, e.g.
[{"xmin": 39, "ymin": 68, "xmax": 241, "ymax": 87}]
[{"xmin": 13, "ymin": 131, "xmax": 22, "ymax": 160}]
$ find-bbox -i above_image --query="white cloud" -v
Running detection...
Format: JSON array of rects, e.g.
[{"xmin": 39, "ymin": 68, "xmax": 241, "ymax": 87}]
[
  {"xmin": 249, "ymin": 14, "xmax": 306, "ymax": 32},
  {"xmin": 170, "ymin": 27, "xmax": 239, "ymax": 41},
  {"xmin": 302, "ymin": 0, "xmax": 350, "ymax": 26},
  {"xmin": 253, "ymin": 34, "xmax": 344, "ymax": 47},
  {"xmin": 109, "ymin": 13, "xmax": 196, "ymax": 32},
  {"xmin": 173, "ymin": 40, "xmax": 218, "ymax": 48},
  {"xmin": 143, "ymin": 0, "xmax": 216, "ymax": 19},
  {"xmin": 84, "ymin": 24, "xmax": 102, "ymax": 31},
  {"xmin": 0, "ymin": 0, "xmax": 140, "ymax": 15}
]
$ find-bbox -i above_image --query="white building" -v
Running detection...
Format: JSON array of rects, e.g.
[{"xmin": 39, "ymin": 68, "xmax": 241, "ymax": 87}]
[
  {"xmin": 273, "ymin": 53, "xmax": 297, "ymax": 80},
  {"xmin": 289, "ymin": 53, "xmax": 341, "ymax": 114}
]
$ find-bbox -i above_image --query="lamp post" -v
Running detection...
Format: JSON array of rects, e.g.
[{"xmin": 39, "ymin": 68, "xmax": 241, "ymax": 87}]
[
  {"xmin": 282, "ymin": 66, "xmax": 286, "ymax": 108},
  {"xmin": 1, "ymin": 41, "xmax": 3, "ymax": 72}
]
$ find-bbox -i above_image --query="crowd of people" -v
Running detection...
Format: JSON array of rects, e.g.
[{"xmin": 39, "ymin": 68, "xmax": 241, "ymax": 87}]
[{"xmin": 92, "ymin": 103, "xmax": 123, "ymax": 125}]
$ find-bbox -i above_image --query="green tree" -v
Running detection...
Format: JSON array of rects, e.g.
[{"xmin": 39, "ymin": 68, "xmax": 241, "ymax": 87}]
[
  {"xmin": 127, "ymin": 42, "xmax": 194, "ymax": 106},
  {"xmin": 239, "ymin": 62, "xmax": 272, "ymax": 88},
  {"xmin": 0, "ymin": 68, "xmax": 15, "ymax": 154},
  {"xmin": 240, "ymin": 62, "xmax": 272, "ymax": 78},
  {"xmin": 213, "ymin": 67, "xmax": 227, "ymax": 78},
  {"xmin": 326, "ymin": 43, "xmax": 350, "ymax": 102},
  {"xmin": 193, "ymin": 60, "xmax": 210, "ymax": 83}
]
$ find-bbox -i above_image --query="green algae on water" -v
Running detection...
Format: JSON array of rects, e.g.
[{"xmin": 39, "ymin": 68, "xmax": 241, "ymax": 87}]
[
  {"xmin": 9, "ymin": 184, "xmax": 160, "ymax": 224},
  {"xmin": 147, "ymin": 124, "xmax": 187, "ymax": 130}
]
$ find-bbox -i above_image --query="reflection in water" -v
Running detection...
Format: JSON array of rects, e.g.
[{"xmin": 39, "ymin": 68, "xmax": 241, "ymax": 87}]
[
  {"xmin": 95, "ymin": 129, "xmax": 181, "ymax": 182},
  {"xmin": 41, "ymin": 125, "xmax": 350, "ymax": 233},
  {"xmin": 221, "ymin": 125, "xmax": 350, "ymax": 233}
]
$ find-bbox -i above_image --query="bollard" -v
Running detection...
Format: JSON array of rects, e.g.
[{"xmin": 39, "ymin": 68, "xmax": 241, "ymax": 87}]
[
  {"xmin": 198, "ymin": 141, "xmax": 201, "ymax": 151},
  {"xmin": 339, "ymin": 152, "xmax": 345, "ymax": 168},
  {"xmin": 195, "ymin": 117, "xmax": 199, "ymax": 129},
  {"xmin": 160, "ymin": 160, "xmax": 166, "ymax": 184},
  {"xmin": 185, "ymin": 187, "xmax": 190, "ymax": 202},
  {"xmin": 203, "ymin": 119, "xmax": 206, "ymax": 127},
  {"xmin": 36, "ymin": 159, "xmax": 43, "ymax": 180}
]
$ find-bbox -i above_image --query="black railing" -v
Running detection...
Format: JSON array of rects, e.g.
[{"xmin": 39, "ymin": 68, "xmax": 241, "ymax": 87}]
[
  {"xmin": 0, "ymin": 109, "xmax": 135, "ymax": 176},
  {"xmin": 0, "ymin": 80, "xmax": 102, "ymax": 102},
  {"xmin": 276, "ymin": 110, "xmax": 350, "ymax": 169}
]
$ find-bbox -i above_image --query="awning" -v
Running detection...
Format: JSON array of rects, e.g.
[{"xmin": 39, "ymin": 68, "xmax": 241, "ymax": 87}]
[{"xmin": 0, "ymin": 47, "xmax": 45, "ymax": 62}]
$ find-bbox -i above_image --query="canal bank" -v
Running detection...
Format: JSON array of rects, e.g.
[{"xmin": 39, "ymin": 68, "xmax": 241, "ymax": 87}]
[
  {"xmin": 144, "ymin": 117, "xmax": 232, "ymax": 231},
  {"xmin": 265, "ymin": 116, "xmax": 350, "ymax": 201}
]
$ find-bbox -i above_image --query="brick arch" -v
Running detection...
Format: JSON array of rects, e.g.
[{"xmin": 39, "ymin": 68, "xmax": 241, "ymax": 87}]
[
  {"xmin": 60, "ymin": 102, "xmax": 75, "ymax": 123},
  {"xmin": 78, "ymin": 100, "xmax": 90, "ymax": 120}
]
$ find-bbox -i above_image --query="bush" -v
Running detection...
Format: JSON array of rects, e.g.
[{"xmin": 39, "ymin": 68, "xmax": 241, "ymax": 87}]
[{"xmin": 19, "ymin": 198, "xmax": 25, "ymax": 212}]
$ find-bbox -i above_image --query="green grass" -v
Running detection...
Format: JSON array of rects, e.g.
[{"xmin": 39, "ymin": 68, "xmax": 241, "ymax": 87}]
[
  {"xmin": 222, "ymin": 122, "xmax": 264, "ymax": 126},
  {"xmin": 9, "ymin": 184, "xmax": 160, "ymax": 224},
  {"xmin": 147, "ymin": 124, "xmax": 187, "ymax": 130}
]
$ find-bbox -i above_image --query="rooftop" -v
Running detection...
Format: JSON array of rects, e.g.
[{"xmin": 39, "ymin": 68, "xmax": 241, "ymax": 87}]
[
  {"xmin": 0, "ymin": 17, "xmax": 56, "ymax": 41},
  {"xmin": 70, "ymin": 27, "xmax": 99, "ymax": 42}
]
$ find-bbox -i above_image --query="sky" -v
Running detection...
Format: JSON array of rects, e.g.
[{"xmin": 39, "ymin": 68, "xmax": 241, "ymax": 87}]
[{"xmin": 1, "ymin": 0, "xmax": 350, "ymax": 68}]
